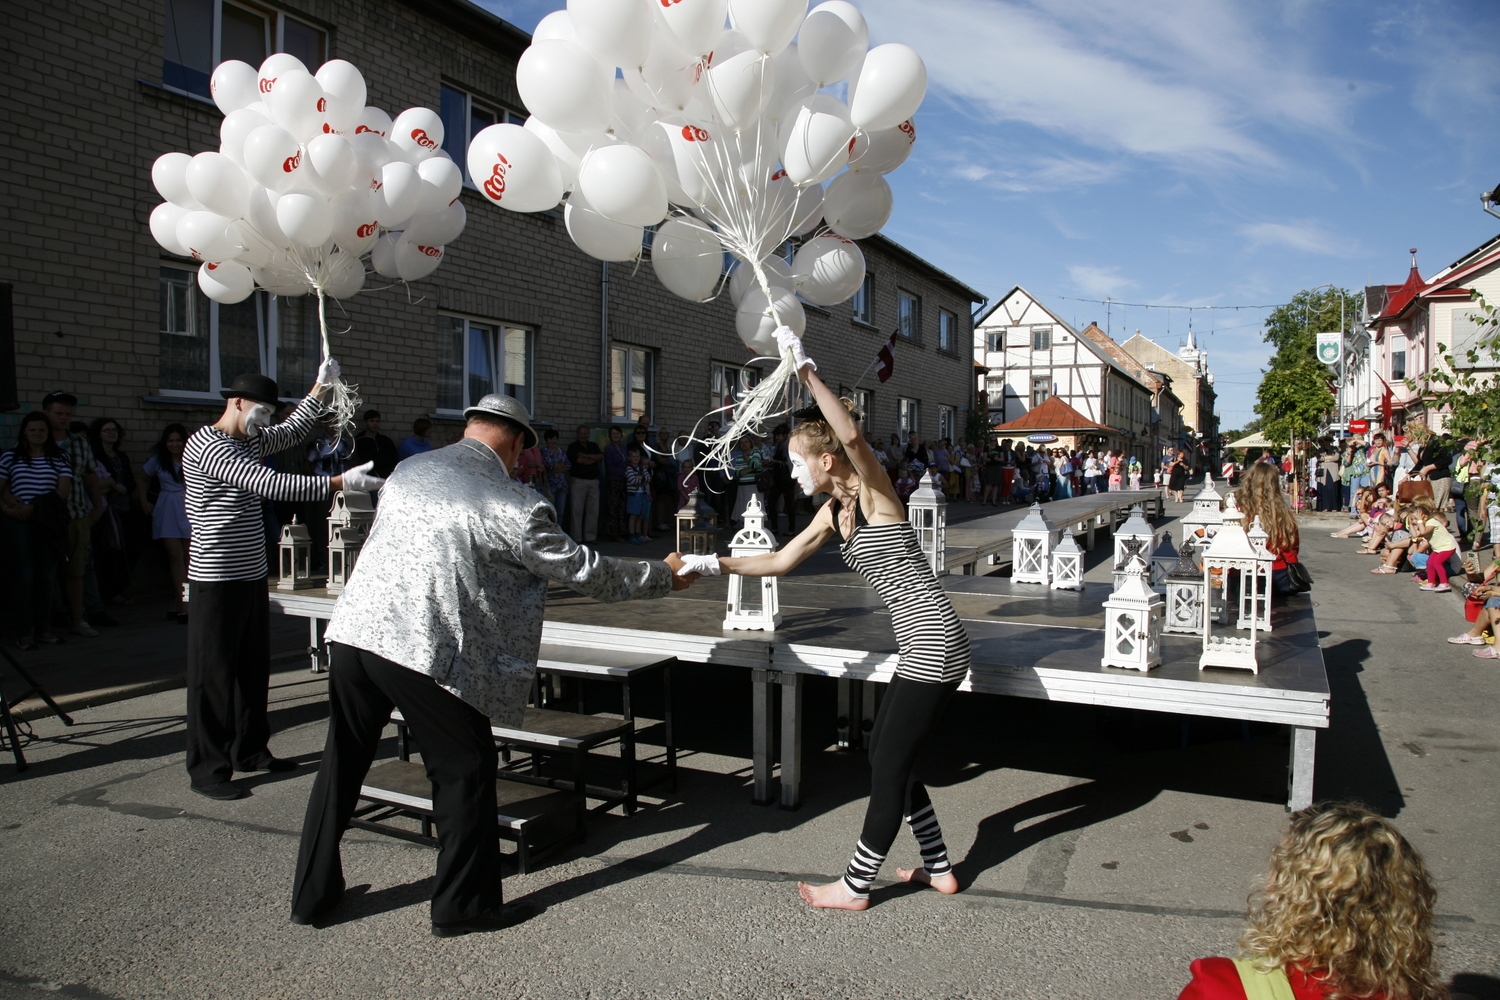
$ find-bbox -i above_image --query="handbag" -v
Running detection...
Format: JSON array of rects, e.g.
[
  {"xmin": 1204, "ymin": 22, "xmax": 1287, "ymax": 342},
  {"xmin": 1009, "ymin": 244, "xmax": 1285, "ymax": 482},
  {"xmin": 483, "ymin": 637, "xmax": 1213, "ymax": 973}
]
[
  {"xmin": 1285, "ymin": 561, "xmax": 1313, "ymax": 593},
  {"xmin": 1397, "ymin": 479, "xmax": 1433, "ymax": 502}
]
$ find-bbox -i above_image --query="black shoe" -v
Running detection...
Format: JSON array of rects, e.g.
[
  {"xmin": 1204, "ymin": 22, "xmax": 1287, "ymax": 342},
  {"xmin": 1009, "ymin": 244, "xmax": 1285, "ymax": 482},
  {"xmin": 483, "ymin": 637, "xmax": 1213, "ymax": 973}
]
[
  {"xmin": 240, "ymin": 756, "xmax": 298, "ymax": 772},
  {"xmin": 190, "ymin": 781, "xmax": 245, "ymax": 800},
  {"xmin": 87, "ymin": 612, "xmax": 120, "ymax": 627},
  {"xmin": 290, "ymin": 882, "xmax": 345, "ymax": 926},
  {"xmin": 431, "ymin": 902, "xmax": 537, "ymax": 938}
]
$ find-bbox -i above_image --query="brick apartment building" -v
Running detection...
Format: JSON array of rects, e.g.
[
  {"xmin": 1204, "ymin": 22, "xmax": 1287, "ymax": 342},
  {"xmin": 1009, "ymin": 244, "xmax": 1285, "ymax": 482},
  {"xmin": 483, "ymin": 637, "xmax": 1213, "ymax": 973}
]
[{"xmin": 3, "ymin": 0, "xmax": 983, "ymax": 455}]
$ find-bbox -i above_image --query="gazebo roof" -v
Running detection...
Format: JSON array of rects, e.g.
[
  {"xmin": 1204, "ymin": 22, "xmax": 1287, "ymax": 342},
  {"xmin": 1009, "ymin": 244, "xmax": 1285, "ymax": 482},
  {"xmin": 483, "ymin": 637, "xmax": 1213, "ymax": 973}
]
[{"xmin": 993, "ymin": 396, "xmax": 1115, "ymax": 434}]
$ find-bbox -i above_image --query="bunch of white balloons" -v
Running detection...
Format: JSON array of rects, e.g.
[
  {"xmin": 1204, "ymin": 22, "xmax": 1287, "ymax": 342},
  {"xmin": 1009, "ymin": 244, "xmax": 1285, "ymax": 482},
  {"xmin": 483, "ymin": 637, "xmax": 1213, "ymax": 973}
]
[
  {"xmin": 148, "ymin": 54, "xmax": 467, "ymax": 433},
  {"xmin": 470, "ymin": 0, "xmax": 924, "ymax": 466}
]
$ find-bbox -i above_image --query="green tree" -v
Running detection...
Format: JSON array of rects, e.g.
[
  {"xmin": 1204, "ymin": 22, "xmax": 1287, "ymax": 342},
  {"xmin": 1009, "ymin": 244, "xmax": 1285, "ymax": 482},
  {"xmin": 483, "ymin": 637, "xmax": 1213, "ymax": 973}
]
[
  {"xmin": 1261, "ymin": 288, "xmax": 1361, "ymax": 363},
  {"xmin": 1254, "ymin": 286, "xmax": 1353, "ymax": 445}
]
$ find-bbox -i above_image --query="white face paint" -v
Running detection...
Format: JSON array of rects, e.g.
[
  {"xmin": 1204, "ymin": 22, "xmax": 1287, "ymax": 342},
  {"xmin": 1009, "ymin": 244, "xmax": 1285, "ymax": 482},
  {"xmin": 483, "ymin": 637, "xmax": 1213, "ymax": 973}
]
[
  {"xmin": 790, "ymin": 451, "xmax": 818, "ymax": 496},
  {"xmin": 242, "ymin": 402, "xmax": 274, "ymax": 437}
]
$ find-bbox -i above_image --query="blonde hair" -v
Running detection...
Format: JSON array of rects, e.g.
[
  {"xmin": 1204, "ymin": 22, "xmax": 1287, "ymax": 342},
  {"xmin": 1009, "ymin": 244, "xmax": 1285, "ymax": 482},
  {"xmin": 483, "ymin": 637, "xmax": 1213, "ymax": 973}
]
[
  {"xmin": 1241, "ymin": 803, "xmax": 1445, "ymax": 1000},
  {"xmin": 788, "ymin": 398, "xmax": 859, "ymax": 465},
  {"xmin": 1236, "ymin": 461, "xmax": 1299, "ymax": 554}
]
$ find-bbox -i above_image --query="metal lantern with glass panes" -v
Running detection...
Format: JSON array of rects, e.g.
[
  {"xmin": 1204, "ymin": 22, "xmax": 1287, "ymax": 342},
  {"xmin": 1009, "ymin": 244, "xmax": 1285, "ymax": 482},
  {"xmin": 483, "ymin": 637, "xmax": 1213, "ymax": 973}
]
[
  {"xmin": 1050, "ymin": 528, "xmax": 1085, "ymax": 591},
  {"xmin": 1112, "ymin": 505, "xmax": 1157, "ymax": 588},
  {"xmin": 1012, "ymin": 503, "xmax": 1057, "ymax": 585},
  {"xmin": 325, "ymin": 490, "xmax": 375, "ymax": 594},
  {"xmin": 1198, "ymin": 494, "xmax": 1262, "ymax": 673},
  {"xmin": 1240, "ymin": 515, "xmax": 1276, "ymax": 632},
  {"xmin": 675, "ymin": 487, "xmax": 718, "ymax": 557},
  {"xmin": 1178, "ymin": 477, "xmax": 1224, "ymax": 563},
  {"xmin": 907, "ymin": 471, "xmax": 948, "ymax": 576},
  {"xmin": 276, "ymin": 516, "xmax": 315, "ymax": 591},
  {"xmin": 723, "ymin": 494, "xmax": 782, "ymax": 630},
  {"xmin": 1163, "ymin": 558, "xmax": 1208, "ymax": 635},
  {"xmin": 1150, "ymin": 531, "xmax": 1180, "ymax": 588},
  {"xmin": 1101, "ymin": 554, "xmax": 1164, "ymax": 672}
]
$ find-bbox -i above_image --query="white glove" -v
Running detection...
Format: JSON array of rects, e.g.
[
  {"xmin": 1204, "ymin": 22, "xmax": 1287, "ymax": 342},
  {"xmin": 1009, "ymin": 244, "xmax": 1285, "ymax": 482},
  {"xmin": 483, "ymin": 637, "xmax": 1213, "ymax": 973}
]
[
  {"xmin": 316, "ymin": 357, "xmax": 341, "ymax": 385},
  {"xmin": 773, "ymin": 325, "xmax": 815, "ymax": 372},
  {"xmin": 341, "ymin": 460, "xmax": 386, "ymax": 492},
  {"xmin": 676, "ymin": 554, "xmax": 721, "ymax": 577}
]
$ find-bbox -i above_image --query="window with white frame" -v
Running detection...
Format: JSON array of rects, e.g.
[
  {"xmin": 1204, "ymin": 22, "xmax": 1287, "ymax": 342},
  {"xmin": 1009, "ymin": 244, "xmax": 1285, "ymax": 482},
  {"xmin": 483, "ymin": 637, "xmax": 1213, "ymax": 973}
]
[
  {"xmin": 1031, "ymin": 376, "xmax": 1050, "ymax": 408},
  {"xmin": 711, "ymin": 362, "xmax": 760, "ymax": 416},
  {"xmin": 163, "ymin": 0, "xmax": 325, "ymax": 99},
  {"xmin": 611, "ymin": 345, "xmax": 653, "ymax": 422},
  {"xmin": 986, "ymin": 329, "xmax": 1005, "ymax": 352},
  {"xmin": 851, "ymin": 388, "xmax": 872, "ymax": 434},
  {"xmin": 985, "ymin": 376, "xmax": 1005, "ymax": 409},
  {"xmin": 1031, "ymin": 325, "xmax": 1052, "ymax": 351},
  {"xmin": 440, "ymin": 84, "xmax": 525, "ymax": 185},
  {"xmin": 158, "ymin": 265, "xmax": 318, "ymax": 398},
  {"xmin": 938, "ymin": 309, "xmax": 957, "ymax": 352},
  {"xmin": 938, "ymin": 405, "xmax": 956, "ymax": 442},
  {"xmin": 897, "ymin": 397, "xmax": 919, "ymax": 443},
  {"xmin": 897, "ymin": 289, "xmax": 921, "ymax": 340},
  {"xmin": 851, "ymin": 273, "xmax": 873, "ymax": 324},
  {"xmin": 437, "ymin": 314, "xmax": 533, "ymax": 415}
]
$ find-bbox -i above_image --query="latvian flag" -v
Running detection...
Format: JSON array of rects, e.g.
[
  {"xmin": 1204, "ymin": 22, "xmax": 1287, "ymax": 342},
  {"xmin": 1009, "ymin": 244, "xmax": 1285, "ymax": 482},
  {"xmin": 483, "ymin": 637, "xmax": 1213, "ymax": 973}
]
[{"xmin": 874, "ymin": 334, "xmax": 896, "ymax": 383}]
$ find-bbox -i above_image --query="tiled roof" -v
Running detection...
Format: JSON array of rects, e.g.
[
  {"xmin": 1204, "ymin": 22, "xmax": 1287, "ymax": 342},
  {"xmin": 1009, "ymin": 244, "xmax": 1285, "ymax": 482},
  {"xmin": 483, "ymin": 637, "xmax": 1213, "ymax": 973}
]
[{"xmin": 992, "ymin": 395, "xmax": 1114, "ymax": 433}]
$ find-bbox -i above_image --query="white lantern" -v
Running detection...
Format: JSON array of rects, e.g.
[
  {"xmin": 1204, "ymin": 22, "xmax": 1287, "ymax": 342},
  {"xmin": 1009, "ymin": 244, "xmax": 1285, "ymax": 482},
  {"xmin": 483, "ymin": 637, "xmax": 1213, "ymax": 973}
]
[
  {"xmin": 724, "ymin": 494, "xmax": 781, "ymax": 631},
  {"xmin": 1163, "ymin": 561, "xmax": 1207, "ymax": 635},
  {"xmin": 1150, "ymin": 531, "xmax": 1180, "ymax": 589},
  {"xmin": 1179, "ymin": 476, "xmax": 1224, "ymax": 560},
  {"xmin": 1012, "ymin": 503, "xmax": 1057, "ymax": 585},
  {"xmin": 907, "ymin": 470, "xmax": 947, "ymax": 576},
  {"xmin": 1101, "ymin": 554, "xmax": 1163, "ymax": 672},
  {"xmin": 676, "ymin": 486, "xmax": 718, "ymax": 557},
  {"xmin": 1240, "ymin": 515, "xmax": 1275, "ymax": 633},
  {"xmin": 1050, "ymin": 528, "xmax": 1085, "ymax": 591},
  {"xmin": 1112, "ymin": 505, "xmax": 1156, "ymax": 589},
  {"xmin": 1199, "ymin": 493, "xmax": 1261, "ymax": 673},
  {"xmin": 276, "ymin": 516, "xmax": 315, "ymax": 590},
  {"xmin": 326, "ymin": 490, "xmax": 375, "ymax": 595}
]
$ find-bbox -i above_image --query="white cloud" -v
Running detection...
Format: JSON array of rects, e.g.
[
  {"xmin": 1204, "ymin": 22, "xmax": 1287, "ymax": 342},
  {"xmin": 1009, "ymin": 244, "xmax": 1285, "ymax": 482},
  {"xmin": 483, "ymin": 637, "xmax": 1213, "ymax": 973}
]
[
  {"xmin": 1241, "ymin": 221, "xmax": 1363, "ymax": 258},
  {"xmin": 1068, "ymin": 265, "xmax": 1136, "ymax": 298}
]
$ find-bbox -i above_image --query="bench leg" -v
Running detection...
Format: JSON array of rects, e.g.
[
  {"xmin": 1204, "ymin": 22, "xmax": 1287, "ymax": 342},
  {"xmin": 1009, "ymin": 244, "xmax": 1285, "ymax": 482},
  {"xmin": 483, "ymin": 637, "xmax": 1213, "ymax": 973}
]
[
  {"xmin": 621, "ymin": 679, "xmax": 637, "ymax": 815},
  {"xmin": 752, "ymin": 668, "xmax": 773, "ymax": 805},
  {"xmin": 861, "ymin": 681, "xmax": 878, "ymax": 742},
  {"xmin": 779, "ymin": 671, "xmax": 803, "ymax": 810},
  {"xmin": 1287, "ymin": 726, "xmax": 1316, "ymax": 811},
  {"xmin": 836, "ymin": 678, "xmax": 855, "ymax": 750},
  {"xmin": 308, "ymin": 618, "xmax": 328, "ymax": 673},
  {"xmin": 663, "ymin": 664, "xmax": 677, "ymax": 793}
]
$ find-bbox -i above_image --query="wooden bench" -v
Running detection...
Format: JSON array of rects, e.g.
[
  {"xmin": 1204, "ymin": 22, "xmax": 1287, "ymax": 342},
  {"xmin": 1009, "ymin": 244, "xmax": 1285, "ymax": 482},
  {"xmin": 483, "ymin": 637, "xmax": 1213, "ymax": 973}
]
[{"xmin": 351, "ymin": 759, "xmax": 581, "ymax": 874}]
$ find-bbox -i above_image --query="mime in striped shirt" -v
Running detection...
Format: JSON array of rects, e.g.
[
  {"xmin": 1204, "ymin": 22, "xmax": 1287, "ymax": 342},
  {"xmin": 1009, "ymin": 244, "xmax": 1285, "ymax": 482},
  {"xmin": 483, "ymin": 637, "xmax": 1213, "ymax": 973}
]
[{"xmin": 181, "ymin": 363, "xmax": 387, "ymax": 801}]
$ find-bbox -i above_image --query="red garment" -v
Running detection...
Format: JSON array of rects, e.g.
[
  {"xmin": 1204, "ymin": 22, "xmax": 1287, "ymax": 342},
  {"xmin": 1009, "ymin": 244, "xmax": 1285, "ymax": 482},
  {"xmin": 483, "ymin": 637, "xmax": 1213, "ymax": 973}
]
[
  {"xmin": 1273, "ymin": 546, "xmax": 1299, "ymax": 572},
  {"xmin": 1177, "ymin": 957, "xmax": 1352, "ymax": 1000}
]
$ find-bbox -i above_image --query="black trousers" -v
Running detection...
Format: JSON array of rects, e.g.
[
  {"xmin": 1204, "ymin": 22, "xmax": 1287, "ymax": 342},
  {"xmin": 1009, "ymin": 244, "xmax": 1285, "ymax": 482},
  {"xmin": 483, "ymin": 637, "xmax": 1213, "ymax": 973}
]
[
  {"xmin": 185, "ymin": 579, "xmax": 272, "ymax": 786},
  {"xmin": 291, "ymin": 642, "xmax": 503, "ymax": 924},
  {"xmin": 859, "ymin": 674, "xmax": 959, "ymax": 856},
  {"xmin": 767, "ymin": 482, "xmax": 797, "ymax": 534}
]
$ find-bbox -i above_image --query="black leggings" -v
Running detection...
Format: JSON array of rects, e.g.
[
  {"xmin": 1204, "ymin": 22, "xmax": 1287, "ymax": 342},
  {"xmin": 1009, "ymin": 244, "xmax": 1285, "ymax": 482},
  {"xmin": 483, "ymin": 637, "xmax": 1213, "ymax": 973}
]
[{"xmin": 842, "ymin": 674, "xmax": 959, "ymax": 896}]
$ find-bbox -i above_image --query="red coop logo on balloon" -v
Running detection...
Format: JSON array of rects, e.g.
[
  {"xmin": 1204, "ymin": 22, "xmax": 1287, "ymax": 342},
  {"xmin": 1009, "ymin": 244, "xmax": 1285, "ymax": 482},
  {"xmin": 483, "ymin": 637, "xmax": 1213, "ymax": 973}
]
[
  {"xmin": 356, "ymin": 222, "xmax": 378, "ymax": 238},
  {"xmin": 771, "ymin": 169, "xmax": 787, "ymax": 181},
  {"xmin": 411, "ymin": 129, "xmax": 437, "ymax": 150},
  {"xmin": 282, "ymin": 150, "xmax": 302, "ymax": 173},
  {"xmin": 259, "ymin": 77, "xmax": 276, "ymax": 94},
  {"xmin": 317, "ymin": 98, "xmax": 327, "ymax": 112},
  {"xmin": 417, "ymin": 245, "xmax": 442, "ymax": 258},
  {"xmin": 898, "ymin": 120, "xmax": 916, "ymax": 143},
  {"xmin": 681, "ymin": 125, "xmax": 710, "ymax": 142},
  {"xmin": 206, "ymin": 261, "xmax": 221, "ymax": 271},
  {"xmin": 482, "ymin": 154, "xmax": 511, "ymax": 201}
]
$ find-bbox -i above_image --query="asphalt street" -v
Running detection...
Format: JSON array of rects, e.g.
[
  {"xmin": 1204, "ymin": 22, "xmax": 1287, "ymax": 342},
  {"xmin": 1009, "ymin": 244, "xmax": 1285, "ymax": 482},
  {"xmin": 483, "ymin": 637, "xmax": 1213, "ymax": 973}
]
[{"xmin": 1, "ymin": 503, "xmax": 1497, "ymax": 1000}]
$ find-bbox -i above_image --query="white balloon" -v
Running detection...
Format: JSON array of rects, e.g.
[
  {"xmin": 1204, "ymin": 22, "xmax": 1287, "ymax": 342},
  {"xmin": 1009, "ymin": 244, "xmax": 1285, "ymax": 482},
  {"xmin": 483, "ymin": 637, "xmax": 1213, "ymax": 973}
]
[
  {"xmin": 246, "ymin": 186, "xmax": 292, "ymax": 248},
  {"xmin": 390, "ymin": 107, "xmax": 445, "ymax": 162},
  {"xmin": 276, "ymin": 189, "xmax": 334, "ymax": 247},
  {"xmin": 780, "ymin": 94, "xmax": 854, "ymax": 185},
  {"xmin": 737, "ymin": 285, "xmax": 805, "ymax": 355},
  {"xmin": 354, "ymin": 106, "xmax": 394, "ymax": 138},
  {"xmin": 416, "ymin": 156, "xmax": 463, "ymax": 213},
  {"xmin": 394, "ymin": 236, "xmax": 445, "ymax": 281},
  {"xmin": 821, "ymin": 170, "xmax": 891, "ymax": 239},
  {"xmin": 242, "ymin": 125, "xmax": 306, "ymax": 193},
  {"xmin": 659, "ymin": 0, "xmax": 728, "ymax": 58},
  {"xmin": 797, "ymin": 1, "xmax": 867, "ymax": 85},
  {"xmin": 568, "ymin": 0, "xmax": 654, "ymax": 68},
  {"xmin": 524, "ymin": 116, "xmax": 592, "ymax": 191},
  {"xmin": 306, "ymin": 133, "xmax": 358, "ymax": 196},
  {"xmin": 220, "ymin": 107, "xmax": 273, "ymax": 165},
  {"xmin": 849, "ymin": 118, "xmax": 916, "ymax": 174},
  {"xmin": 176, "ymin": 211, "xmax": 240, "ymax": 262},
  {"xmin": 376, "ymin": 161, "xmax": 424, "ymax": 228},
  {"xmin": 314, "ymin": 60, "xmax": 367, "ymax": 133},
  {"xmin": 849, "ymin": 43, "xmax": 927, "ymax": 131},
  {"xmin": 370, "ymin": 234, "xmax": 402, "ymax": 277},
  {"xmin": 577, "ymin": 144, "xmax": 668, "ymax": 227},
  {"xmin": 768, "ymin": 43, "xmax": 817, "ymax": 123},
  {"xmin": 210, "ymin": 60, "xmax": 259, "ymax": 115},
  {"xmin": 792, "ymin": 233, "xmax": 865, "ymax": 305},
  {"xmin": 267, "ymin": 70, "xmax": 326, "ymax": 141},
  {"xmin": 331, "ymin": 189, "xmax": 382, "ymax": 255},
  {"xmin": 789, "ymin": 180, "xmax": 824, "ymax": 235},
  {"xmin": 706, "ymin": 27, "xmax": 751, "ymax": 67},
  {"xmin": 351, "ymin": 131, "xmax": 395, "ymax": 187},
  {"xmin": 639, "ymin": 122, "xmax": 692, "ymax": 205},
  {"xmin": 404, "ymin": 199, "xmax": 467, "ymax": 246},
  {"xmin": 565, "ymin": 190, "xmax": 644, "ymax": 261},
  {"xmin": 467, "ymin": 123, "xmax": 566, "ymax": 213},
  {"xmin": 198, "ymin": 260, "xmax": 255, "ymax": 303},
  {"xmin": 729, "ymin": 0, "xmax": 805, "ymax": 54},
  {"xmin": 257, "ymin": 53, "xmax": 308, "ymax": 98},
  {"xmin": 609, "ymin": 79, "xmax": 655, "ymax": 145},
  {"xmin": 729, "ymin": 253, "xmax": 795, "ymax": 305},
  {"xmin": 185, "ymin": 151, "xmax": 251, "ymax": 219},
  {"xmin": 651, "ymin": 216, "xmax": 724, "ymax": 301},
  {"xmin": 707, "ymin": 49, "xmax": 771, "ymax": 131},
  {"xmin": 533, "ymin": 9, "xmax": 582, "ymax": 44},
  {"xmin": 149, "ymin": 202, "xmax": 190, "ymax": 255},
  {"xmin": 322, "ymin": 251, "xmax": 367, "ymax": 298},
  {"xmin": 227, "ymin": 220, "xmax": 274, "ymax": 268},
  {"xmin": 517, "ymin": 40, "xmax": 613, "ymax": 135},
  {"xmin": 661, "ymin": 120, "xmax": 726, "ymax": 210},
  {"xmin": 152, "ymin": 152, "xmax": 200, "ymax": 209},
  {"xmin": 623, "ymin": 17, "xmax": 700, "ymax": 111}
]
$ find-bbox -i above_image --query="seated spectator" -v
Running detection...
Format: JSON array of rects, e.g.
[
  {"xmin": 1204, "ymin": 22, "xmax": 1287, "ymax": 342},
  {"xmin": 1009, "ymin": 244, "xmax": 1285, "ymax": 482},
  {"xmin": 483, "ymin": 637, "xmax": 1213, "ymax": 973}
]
[
  {"xmin": 0, "ymin": 412, "xmax": 73, "ymax": 649},
  {"xmin": 138, "ymin": 423, "xmax": 191, "ymax": 622},
  {"xmin": 396, "ymin": 417, "xmax": 433, "ymax": 462},
  {"xmin": 1331, "ymin": 484, "xmax": 1387, "ymax": 539},
  {"xmin": 1449, "ymin": 559, "xmax": 1500, "ymax": 656},
  {"xmin": 1177, "ymin": 802, "xmax": 1447, "ymax": 1000},
  {"xmin": 1409, "ymin": 495, "xmax": 1458, "ymax": 593},
  {"xmin": 1236, "ymin": 462, "xmax": 1300, "ymax": 594}
]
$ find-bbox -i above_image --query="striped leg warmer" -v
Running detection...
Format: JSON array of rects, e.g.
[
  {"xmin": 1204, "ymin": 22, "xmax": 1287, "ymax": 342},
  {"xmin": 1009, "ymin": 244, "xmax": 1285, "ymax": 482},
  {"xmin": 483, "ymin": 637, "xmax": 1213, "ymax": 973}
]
[
  {"xmin": 905, "ymin": 802, "xmax": 953, "ymax": 877},
  {"xmin": 841, "ymin": 840, "xmax": 886, "ymax": 898}
]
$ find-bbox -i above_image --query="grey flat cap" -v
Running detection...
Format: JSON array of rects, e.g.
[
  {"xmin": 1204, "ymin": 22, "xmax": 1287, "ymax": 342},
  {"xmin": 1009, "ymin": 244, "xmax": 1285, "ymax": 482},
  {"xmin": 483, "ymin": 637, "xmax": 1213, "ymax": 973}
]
[{"xmin": 464, "ymin": 393, "xmax": 538, "ymax": 449}]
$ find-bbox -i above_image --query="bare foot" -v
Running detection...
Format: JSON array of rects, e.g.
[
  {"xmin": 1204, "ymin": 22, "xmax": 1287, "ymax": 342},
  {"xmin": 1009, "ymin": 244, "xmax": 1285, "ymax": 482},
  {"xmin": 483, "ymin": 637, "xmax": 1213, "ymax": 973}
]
[
  {"xmin": 896, "ymin": 867, "xmax": 960, "ymax": 894},
  {"xmin": 797, "ymin": 880, "xmax": 869, "ymax": 910}
]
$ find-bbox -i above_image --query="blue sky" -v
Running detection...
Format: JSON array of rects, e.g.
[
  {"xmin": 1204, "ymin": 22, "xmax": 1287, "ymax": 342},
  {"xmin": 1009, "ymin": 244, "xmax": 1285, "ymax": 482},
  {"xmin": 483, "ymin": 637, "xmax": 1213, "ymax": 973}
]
[{"xmin": 475, "ymin": 0, "xmax": 1500, "ymax": 429}]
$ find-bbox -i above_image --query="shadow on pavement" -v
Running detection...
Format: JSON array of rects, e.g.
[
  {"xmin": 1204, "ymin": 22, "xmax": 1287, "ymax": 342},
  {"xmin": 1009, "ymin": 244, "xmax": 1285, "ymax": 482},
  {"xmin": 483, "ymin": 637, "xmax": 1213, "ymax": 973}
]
[
  {"xmin": 1452, "ymin": 973, "xmax": 1500, "ymax": 1000},
  {"xmin": 1310, "ymin": 638, "xmax": 1406, "ymax": 816}
]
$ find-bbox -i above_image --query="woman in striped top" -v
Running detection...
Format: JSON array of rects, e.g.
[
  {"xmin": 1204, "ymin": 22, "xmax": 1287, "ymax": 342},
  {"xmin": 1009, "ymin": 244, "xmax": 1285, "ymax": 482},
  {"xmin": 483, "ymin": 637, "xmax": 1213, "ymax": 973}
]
[
  {"xmin": 699, "ymin": 328, "xmax": 970, "ymax": 911},
  {"xmin": 1, "ymin": 412, "xmax": 74, "ymax": 649}
]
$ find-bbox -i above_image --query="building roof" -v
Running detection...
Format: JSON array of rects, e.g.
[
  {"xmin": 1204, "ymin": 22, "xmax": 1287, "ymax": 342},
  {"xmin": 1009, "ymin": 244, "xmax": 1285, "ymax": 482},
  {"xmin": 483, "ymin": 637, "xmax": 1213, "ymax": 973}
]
[
  {"xmin": 411, "ymin": 0, "xmax": 531, "ymax": 57},
  {"xmin": 1079, "ymin": 323, "xmax": 1163, "ymax": 393},
  {"xmin": 992, "ymin": 395, "xmax": 1114, "ymax": 434},
  {"xmin": 976, "ymin": 286, "xmax": 1155, "ymax": 393},
  {"xmin": 861, "ymin": 233, "xmax": 986, "ymax": 304}
]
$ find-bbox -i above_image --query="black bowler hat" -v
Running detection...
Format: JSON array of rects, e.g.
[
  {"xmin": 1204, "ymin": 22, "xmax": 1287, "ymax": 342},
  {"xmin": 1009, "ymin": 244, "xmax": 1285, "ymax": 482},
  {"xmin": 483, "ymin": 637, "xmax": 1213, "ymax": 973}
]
[{"xmin": 221, "ymin": 373, "xmax": 280, "ymax": 405}]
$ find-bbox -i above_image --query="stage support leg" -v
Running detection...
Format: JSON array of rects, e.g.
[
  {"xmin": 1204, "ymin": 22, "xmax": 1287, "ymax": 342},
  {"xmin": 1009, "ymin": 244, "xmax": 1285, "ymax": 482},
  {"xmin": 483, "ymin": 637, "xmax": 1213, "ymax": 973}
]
[
  {"xmin": 752, "ymin": 668, "xmax": 772, "ymax": 805},
  {"xmin": 778, "ymin": 671, "xmax": 803, "ymax": 810},
  {"xmin": 1287, "ymin": 726, "xmax": 1316, "ymax": 811}
]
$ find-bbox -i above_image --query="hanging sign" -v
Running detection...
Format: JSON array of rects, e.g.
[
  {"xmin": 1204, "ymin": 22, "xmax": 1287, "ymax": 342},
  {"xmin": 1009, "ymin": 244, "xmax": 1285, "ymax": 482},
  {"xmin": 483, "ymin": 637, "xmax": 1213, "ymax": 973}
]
[
  {"xmin": 1315, "ymin": 332, "xmax": 1342, "ymax": 366},
  {"xmin": 1027, "ymin": 433, "xmax": 1058, "ymax": 443},
  {"xmin": 1348, "ymin": 418, "xmax": 1369, "ymax": 434}
]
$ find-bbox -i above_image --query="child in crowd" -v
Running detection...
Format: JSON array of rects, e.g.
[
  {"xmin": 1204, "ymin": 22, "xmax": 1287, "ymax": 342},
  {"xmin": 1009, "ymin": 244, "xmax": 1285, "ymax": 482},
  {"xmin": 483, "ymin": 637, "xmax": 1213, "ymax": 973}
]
[
  {"xmin": 894, "ymin": 463, "xmax": 917, "ymax": 502},
  {"xmin": 1410, "ymin": 495, "xmax": 1457, "ymax": 592},
  {"xmin": 624, "ymin": 444, "xmax": 652, "ymax": 544}
]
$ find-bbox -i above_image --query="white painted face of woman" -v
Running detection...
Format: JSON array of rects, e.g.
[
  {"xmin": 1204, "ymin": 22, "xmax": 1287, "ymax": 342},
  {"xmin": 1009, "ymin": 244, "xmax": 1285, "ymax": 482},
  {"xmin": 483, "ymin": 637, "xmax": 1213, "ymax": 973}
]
[
  {"xmin": 242, "ymin": 402, "xmax": 274, "ymax": 437},
  {"xmin": 790, "ymin": 451, "xmax": 817, "ymax": 496}
]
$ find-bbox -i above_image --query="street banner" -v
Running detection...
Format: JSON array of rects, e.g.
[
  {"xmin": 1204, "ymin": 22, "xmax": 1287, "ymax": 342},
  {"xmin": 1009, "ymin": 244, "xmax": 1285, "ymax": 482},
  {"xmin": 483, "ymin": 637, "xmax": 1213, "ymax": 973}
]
[{"xmin": 1315, "ymin": 332, "xmax": 1342, "ymax": 366}]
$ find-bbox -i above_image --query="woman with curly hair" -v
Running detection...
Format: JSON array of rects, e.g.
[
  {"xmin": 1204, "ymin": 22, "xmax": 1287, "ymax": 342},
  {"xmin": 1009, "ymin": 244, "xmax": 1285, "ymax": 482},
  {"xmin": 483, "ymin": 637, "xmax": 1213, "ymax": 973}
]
[
  {"xmin": 1236, "ymin": 461, "xmax": 1301, "ymax": 595},
  {"xmin": 1178, "ymin": 802, "xmax": 1449, "ymax": 1000}
]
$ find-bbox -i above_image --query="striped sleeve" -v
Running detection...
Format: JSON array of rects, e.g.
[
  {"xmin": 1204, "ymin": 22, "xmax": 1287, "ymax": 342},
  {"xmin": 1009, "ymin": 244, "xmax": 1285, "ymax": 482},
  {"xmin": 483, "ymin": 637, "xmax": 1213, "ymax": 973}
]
[
  {"xmin": 196, "ymin": 436, "xmax": 329, "ymax": 502},
  {"xmin": 254, "ymin": 393, "xmax": 323, "ymax": 458}
]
